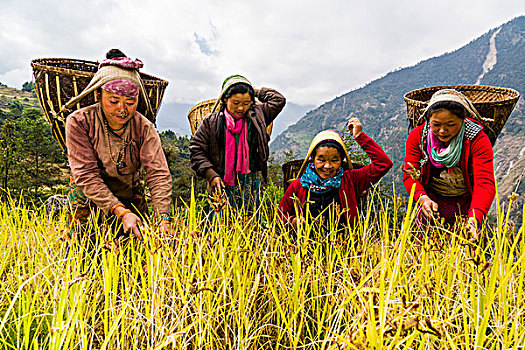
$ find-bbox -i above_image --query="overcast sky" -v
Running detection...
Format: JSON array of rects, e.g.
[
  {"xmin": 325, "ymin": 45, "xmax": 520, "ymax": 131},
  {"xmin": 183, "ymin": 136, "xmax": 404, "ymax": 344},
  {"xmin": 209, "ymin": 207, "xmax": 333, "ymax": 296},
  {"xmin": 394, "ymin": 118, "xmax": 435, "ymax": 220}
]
[{"xmin": 0, "ymin": 0, "xmax": 523, "ymax": 106}]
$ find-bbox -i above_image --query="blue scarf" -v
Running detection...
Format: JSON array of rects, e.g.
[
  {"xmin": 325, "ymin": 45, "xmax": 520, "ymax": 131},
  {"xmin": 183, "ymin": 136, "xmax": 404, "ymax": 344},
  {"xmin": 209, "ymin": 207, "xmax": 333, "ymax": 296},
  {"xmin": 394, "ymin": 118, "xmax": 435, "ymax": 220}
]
[{"xmin": 300, "ymin": 163, "xmax": 344, "ymax": 194}]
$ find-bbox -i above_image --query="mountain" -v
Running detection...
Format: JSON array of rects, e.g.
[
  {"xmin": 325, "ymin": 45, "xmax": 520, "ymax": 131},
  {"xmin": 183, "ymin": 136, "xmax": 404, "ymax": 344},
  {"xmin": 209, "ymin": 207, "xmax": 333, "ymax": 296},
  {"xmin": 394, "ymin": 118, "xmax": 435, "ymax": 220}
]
[
  {"xmin": 0, "ymin": 85, "xmax": 40, "ymax": 118},
  {"xmin": 271, "ymin": 16, "xmax": 525, "ymax": 219},
  {"xmin": 268, "ymin": 102, "xmax": 315, "ymax": 141}
]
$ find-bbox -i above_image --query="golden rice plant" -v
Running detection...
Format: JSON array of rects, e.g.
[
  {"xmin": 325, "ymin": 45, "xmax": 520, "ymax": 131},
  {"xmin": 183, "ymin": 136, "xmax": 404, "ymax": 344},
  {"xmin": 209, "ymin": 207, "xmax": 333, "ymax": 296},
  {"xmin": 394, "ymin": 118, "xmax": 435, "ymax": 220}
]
[{"xmin": 0, "ymin": 183, "xmax": 523, "ymax": 349}]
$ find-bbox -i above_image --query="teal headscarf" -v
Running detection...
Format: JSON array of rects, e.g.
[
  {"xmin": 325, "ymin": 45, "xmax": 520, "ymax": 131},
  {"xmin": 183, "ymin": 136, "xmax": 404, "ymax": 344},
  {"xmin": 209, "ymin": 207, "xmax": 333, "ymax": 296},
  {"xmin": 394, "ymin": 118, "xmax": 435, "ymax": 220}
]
[{"xmin": 300, "ymin": 163, "xmax": 344, "ymax": 194}]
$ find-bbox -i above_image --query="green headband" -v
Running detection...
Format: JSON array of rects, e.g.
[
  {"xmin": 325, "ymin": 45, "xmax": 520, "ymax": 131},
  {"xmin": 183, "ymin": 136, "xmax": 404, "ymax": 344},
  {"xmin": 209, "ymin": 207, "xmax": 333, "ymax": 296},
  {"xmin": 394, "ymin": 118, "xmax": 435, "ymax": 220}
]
[{"xmin": 211, "ymin": 75, "xmax": 254, "ymax": 113}]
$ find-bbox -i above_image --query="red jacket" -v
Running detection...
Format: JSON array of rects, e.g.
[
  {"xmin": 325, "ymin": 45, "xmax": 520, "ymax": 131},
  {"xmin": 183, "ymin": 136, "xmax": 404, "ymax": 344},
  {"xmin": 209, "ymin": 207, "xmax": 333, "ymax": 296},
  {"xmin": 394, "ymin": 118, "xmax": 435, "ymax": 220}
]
[
  {"xmin": 403, "ymin": 120, "xmax": 495, "ymax": 223},
  {"xmin": 278, "ymin": 132, "xmax": 393, "ymax": 228}
]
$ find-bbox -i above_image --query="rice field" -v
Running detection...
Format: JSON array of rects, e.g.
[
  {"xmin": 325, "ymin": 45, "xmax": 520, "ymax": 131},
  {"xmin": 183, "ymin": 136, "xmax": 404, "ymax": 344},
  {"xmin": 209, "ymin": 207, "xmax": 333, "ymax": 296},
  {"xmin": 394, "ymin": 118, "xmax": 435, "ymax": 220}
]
[{"xmin": 0, "ymin": 184, "xmax": 524, "ymax": 349}]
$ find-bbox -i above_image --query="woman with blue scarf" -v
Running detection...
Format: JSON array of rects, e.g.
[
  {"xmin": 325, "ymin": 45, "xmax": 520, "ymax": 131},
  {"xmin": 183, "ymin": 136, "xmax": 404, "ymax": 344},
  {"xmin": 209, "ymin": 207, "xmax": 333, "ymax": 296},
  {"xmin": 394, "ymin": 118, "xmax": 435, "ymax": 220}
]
[
  {"xmin": 403, "ymin": 89, "xmax": 496, "ymax": 238},
  {"xmin": 278, "ymin": 117, "xmax": 393, "ymax": 232}
]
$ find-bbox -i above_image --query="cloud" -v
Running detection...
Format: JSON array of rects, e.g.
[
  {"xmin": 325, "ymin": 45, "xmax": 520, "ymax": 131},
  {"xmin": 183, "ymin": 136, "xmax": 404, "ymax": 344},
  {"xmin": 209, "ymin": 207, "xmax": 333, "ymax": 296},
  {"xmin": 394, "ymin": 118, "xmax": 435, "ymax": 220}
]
[{"xmin": 0, "ymin": 0, "xmax": 523, "ymax": 105}]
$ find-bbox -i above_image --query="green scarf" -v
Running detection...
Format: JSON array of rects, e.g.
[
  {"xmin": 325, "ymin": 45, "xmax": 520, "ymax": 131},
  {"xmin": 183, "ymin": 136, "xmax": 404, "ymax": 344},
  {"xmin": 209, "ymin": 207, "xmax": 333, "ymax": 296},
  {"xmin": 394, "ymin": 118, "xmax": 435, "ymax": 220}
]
[{"xmin": 428, "ymin": 122, "xmax": 465, "ymax": 168}]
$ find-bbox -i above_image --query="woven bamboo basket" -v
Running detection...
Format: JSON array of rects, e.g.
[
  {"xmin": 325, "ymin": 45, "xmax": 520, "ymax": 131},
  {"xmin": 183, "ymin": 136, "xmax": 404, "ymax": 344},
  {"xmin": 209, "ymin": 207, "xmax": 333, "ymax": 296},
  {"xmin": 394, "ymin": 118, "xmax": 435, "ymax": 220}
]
[
  {"xmin": 31, "ymin": 58, "xmax": 168, "ymax": 154},
  {"xmin": 281, "ymin": 159, "xmax": 304, "ymax": 188},
  {"xmin": 187, "ymin": 98, "xmax": 274, "ymax": 136},
  {"xmin": 404, "ymin": 84, "xmax": 520, "ymax": 145}
]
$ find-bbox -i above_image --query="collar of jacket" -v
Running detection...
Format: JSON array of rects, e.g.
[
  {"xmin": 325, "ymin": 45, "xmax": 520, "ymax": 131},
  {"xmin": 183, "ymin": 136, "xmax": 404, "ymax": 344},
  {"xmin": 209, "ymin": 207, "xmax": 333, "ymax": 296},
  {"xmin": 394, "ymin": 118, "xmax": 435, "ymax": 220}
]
[{"xmin": 419, "ymin": 117, "xmax": 483, "ymax": 168}]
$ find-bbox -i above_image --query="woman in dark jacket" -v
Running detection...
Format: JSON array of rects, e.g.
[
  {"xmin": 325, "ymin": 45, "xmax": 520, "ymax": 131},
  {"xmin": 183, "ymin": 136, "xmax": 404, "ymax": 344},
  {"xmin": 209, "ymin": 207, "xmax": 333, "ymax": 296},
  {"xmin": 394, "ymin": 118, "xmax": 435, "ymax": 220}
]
[{"xmin": 190, "ymin": 75, "xmax": 285, "ymax": 211}]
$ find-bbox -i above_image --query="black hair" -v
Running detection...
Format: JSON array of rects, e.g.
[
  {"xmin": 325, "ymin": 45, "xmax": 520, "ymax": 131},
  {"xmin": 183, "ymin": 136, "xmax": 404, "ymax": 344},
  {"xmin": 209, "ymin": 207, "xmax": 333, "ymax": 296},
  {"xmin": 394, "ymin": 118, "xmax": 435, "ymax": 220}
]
[
  {"xmin": 106, "ymin": 49, "xmax": 127, "ymax": 59},
  {"xmin": 312, "ymin": 141, "xmax": 345, "ymax": 159},
  {"xmin": 222, "ymin": 83, "xmax": 255, "ymax": 104},
  {"xmin": 426, "ymin": 101, "xmax": 468, "ymax": 120}
]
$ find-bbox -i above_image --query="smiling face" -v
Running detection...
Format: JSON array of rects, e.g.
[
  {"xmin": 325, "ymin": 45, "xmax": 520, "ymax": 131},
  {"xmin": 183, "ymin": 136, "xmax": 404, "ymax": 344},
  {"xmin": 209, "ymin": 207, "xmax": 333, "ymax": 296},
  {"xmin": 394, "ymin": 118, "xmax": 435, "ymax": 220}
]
[
  {"xmin": 225, "ymin": 93, "xmax": 252, "ymax": 117},
  {"xmin": 428, "ymin": 110, "xmax": 464, "ymax": 145},
  {"xmin": 313, "ymin": 146, "xmax": 342, "ymax": 180},
  {"xmin": 100, "ymin": 89, "xmax": 139, "ymax": 130}
]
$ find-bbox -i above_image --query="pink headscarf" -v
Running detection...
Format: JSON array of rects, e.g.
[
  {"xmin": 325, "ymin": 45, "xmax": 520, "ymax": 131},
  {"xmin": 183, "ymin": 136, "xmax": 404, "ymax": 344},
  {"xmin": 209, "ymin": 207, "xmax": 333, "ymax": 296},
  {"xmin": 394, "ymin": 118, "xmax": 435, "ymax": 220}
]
[
  {"xmin": 98, "ymin": 57, "xmax": 142, "ymax": 97},
  {"xmin": 223, "ymin": 109, "xmax": 250, "ymax": 186},
  {"xmin": 101, "ymin": 79, "xmax": 139, "ymax": 98},
  {"xmin": 98, "ymin": 56, "xmax": 144, "ymax": 70}
]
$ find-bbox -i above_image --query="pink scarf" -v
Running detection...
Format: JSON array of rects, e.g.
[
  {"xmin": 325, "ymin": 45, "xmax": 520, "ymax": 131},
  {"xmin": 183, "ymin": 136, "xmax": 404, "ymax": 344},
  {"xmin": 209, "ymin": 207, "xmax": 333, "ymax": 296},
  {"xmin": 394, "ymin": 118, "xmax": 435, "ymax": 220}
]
[
  {"xmin": 426, "ymin": 130, "xmax": 447, "ymax": 169},
  {"xmin": 224, "ymin": 109, "xmax": 250, "ymax": 186},
  {"xmin": 101, "ymin": 79, "xmax": 139, "ymax": 97}
]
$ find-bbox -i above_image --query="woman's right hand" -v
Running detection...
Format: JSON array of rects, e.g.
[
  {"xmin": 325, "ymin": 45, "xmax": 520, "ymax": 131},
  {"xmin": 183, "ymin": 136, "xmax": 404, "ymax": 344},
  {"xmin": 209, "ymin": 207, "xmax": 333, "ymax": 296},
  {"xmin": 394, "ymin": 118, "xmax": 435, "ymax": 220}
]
[
  {"xmin": 418, "ymin": 195, "xmax": 440, "ymax": 219},
  {"xmin": 291, "ymin": 216, "xmax": 305, "ymax": 229},
  {"xmin": 114, "ymin": 208, "xmax": 143, "ymax": 240},
  {"xmin": 210, "ymin": 176, "xmax": 225, "ymax": 192}
]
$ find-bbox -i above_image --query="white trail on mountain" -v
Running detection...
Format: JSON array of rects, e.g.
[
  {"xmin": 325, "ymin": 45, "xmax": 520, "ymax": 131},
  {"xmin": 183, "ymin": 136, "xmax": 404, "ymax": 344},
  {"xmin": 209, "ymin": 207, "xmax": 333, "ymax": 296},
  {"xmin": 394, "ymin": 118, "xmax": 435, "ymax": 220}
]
[
  {"xmin": 476, "ymin": 28, "xmax": 501, "ymax": 84},
  {"xmin": 506, "ymin": 160, "xmax": 514, "ymax": 177}
]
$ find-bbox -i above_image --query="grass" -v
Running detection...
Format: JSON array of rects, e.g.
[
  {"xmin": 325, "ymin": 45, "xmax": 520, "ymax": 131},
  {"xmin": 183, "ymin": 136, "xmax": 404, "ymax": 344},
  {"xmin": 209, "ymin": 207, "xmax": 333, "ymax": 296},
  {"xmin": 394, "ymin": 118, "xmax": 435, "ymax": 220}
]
[{"xmin": 0, "ymin": 185, "xmax": 524, "ymax": 349}]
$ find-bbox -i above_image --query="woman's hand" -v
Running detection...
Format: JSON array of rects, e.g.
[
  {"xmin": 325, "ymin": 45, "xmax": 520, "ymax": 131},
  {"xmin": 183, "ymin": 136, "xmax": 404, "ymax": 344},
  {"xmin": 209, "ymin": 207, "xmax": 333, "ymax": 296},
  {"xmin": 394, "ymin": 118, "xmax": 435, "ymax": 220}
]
[
  {"xmin": 120, "ymin": 211, "xmax": 144, "ymax": 240},
  {"xmin": 346, "ymin": 116, "xmax": 363, "ymax": 138},
  {"xmin": 210, "ymin": 176, "xmax": 225, "ymax": 193},
  {"xmin": 159, "ymin": 221, "xmax": 172, "ymax": 236},
  {"xmin": 467, "ymin": 217, "xmax": 478, "ymax": 241},
  {"xmin": 418, "ymin": 195, "xmax": 440, "ymax": 219},
  {"xmin": 291, "ymin": 216, "xmax": 305, "ymax": 229},
  {"xmin": 158, "ymin": 221, "xmax": 179, "ymax": 248}
]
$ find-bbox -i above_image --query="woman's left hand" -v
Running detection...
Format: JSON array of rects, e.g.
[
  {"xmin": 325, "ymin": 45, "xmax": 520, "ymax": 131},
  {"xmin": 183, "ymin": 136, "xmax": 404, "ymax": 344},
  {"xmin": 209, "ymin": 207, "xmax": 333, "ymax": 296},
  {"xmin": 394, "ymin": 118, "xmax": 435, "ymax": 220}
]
[
  {"xmin": 159, "ymin": 221, "xmax": 173, "ymax": 237},
  {"xmin": 346, "ymin": 116, "xmax": 363, "ymax": 138}
]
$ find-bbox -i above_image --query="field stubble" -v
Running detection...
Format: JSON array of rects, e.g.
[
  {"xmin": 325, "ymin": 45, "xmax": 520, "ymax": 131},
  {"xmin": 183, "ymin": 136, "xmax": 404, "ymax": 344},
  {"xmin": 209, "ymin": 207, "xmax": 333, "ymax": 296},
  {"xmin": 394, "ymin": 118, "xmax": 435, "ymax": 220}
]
[{"xmin": 0, "ymin": 185, "xmax": 524, "ymax": 349}]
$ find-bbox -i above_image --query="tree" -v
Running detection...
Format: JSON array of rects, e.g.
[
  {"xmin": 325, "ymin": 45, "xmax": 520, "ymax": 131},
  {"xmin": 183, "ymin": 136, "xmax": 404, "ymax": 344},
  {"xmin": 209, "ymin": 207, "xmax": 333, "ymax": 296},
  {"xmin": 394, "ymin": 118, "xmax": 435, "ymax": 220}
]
[
  {"xmin": 22, "ymin": 81, "xmax": 34, "ymax": 92},
  {"xmin": 0, "ymin": 108, "xmax": 65, "ymax": 199},
  {"xmin": 340, "ymin": 128, "xmax": 370, "ymax": 167},
  {"xmin": 0, "ymin": 119, "xmax": 20, "ymax": 196},
  {"xmin": 16, "ymin": 108, "xmax": 63, "ymax": 198},
  {"xmin": 159, "ymin": 132, "xmax": 206, "ymax": 206},
  {"xmin": 7, "ymin": 99, "xmax": 24, "ymax": 119}
]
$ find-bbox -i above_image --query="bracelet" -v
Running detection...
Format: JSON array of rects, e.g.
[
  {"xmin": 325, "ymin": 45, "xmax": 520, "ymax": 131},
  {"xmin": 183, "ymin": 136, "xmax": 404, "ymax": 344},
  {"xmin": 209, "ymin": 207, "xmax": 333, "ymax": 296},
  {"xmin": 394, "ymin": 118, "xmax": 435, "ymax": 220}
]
[
  {"xmin": 159, "ymin": 213, "xmax": 171, "ymax": 222},
  {"xmin": 117, "ymin": 209, "xmax": 132, "ymax": 221},
  {"xmin": 110, "ymin": 202, "xmax": 125, "ymax": 214}
]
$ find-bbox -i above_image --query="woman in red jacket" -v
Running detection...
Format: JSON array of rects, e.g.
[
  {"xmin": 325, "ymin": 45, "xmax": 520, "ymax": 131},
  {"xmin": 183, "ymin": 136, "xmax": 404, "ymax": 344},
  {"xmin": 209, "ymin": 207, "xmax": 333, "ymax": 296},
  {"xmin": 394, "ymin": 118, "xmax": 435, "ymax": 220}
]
[
  {"xmin": 278, "ymin": 117, "xmax": 393, "ymax": 232},
  {"xmin": 403, "ymin": 89, "xmax": 496, "ymax": 237}
]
